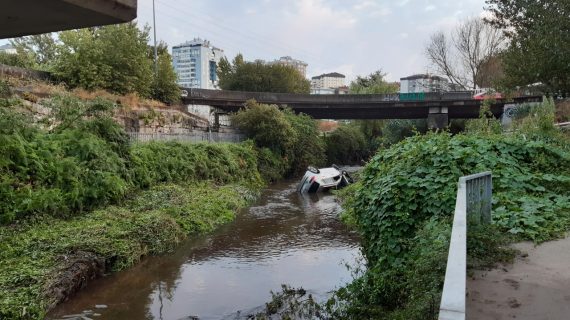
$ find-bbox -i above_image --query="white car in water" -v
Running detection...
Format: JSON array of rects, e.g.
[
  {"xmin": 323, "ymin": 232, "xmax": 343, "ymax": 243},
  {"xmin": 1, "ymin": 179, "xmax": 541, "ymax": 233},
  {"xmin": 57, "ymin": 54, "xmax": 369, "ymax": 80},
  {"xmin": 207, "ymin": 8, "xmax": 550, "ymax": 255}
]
[{"xmin": 297, "ymin": 165, "xmax": 353, "ymax": 193}]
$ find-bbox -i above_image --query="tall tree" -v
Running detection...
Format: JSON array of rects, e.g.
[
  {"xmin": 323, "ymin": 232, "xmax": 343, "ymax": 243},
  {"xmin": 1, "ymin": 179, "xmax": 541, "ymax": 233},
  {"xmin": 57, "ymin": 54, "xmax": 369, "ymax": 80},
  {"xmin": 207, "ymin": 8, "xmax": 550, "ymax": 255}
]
[
  {"xmin": 349, "ymin": 70, "xmax": 399, "ymax": 94},
  {"xmin": 0, "ymin": 51, "xmax": 36, "ymax": 69},
  {"xmin": 218, "ymin": 55, "xmax": 310, "ymax": 93},
  {"xmin": 485, "ymin": 0, "xmax": 570, "ymax": 92},
  {"xmin": 54, "ymin": 23, "xmax": 154, "ymax": 97},
  {"xmin": 151, "ymin": 49, "xmax": 180, "ymax": 104},
  {"xmin": 10, "ymin": 33, "xmax": 58, "ymax": 69},
  {"xmin": 425, "ymin": 17, "xmax": 505, "ymax": 90}
]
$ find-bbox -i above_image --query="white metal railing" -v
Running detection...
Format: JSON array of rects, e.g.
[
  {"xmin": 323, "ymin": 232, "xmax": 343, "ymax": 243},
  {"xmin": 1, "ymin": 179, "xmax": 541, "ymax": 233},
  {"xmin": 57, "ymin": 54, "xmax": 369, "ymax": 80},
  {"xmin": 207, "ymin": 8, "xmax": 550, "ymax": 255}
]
[{"xmin": 439, "ymin": 172, "xmax": 492, "ymax": 320}]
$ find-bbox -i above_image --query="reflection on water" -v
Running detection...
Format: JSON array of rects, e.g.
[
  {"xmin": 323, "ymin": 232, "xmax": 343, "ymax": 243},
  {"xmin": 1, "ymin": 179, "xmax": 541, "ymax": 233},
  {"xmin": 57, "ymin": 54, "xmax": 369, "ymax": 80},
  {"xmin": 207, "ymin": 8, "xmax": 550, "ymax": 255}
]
[{"xmin": 49, "ymin": 181, "xmax": 362, "ymax": 320}]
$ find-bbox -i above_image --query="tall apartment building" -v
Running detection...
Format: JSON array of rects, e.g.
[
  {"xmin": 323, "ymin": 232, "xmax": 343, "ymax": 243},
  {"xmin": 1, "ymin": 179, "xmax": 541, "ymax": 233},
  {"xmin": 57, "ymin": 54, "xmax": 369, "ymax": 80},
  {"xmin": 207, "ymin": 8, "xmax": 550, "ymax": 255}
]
[
  {"xmin": 267, "ymin": 56, "xmax": 308, "ymax": 77},
  {"xmin": 311, "ymin": 72, "xmax": 346, "ymax": 90},
  {"xmin": 172, "ymin": 38, "xmax": 225, "ymax": 89},
  {"xmin": 399, "ymin": 74, "xmax": 449, "ymax": 93}
]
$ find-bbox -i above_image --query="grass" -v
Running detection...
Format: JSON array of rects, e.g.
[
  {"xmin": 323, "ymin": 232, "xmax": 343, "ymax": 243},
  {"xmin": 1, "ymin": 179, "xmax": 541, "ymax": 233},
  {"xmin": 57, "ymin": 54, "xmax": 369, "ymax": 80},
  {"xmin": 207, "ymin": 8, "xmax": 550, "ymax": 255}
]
[{"xmin": 0, "ymin": 182, "xmax": 258, "ymax": 319}]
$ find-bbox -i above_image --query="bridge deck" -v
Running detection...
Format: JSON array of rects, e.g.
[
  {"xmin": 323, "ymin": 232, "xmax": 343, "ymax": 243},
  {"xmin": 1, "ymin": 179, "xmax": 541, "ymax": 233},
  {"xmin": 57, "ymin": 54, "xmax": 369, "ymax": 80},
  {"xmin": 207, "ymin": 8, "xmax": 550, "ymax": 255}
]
[{"xmin": 181, "ymin": 88, "xmax": 542, "ymax": 120}]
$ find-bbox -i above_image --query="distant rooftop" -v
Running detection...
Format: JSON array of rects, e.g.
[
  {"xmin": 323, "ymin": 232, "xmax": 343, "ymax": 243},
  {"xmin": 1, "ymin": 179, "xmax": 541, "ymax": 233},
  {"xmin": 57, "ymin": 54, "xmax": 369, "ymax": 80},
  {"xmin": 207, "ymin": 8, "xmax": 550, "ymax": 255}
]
[
  {"xmin": 400, "ymin": 74, "xmax": 447, "ymax": 81},
  {"xmin": 312, "ymin": 72, "xmax": 346, "ymax": 79},
  {"xmin": 269, "ymin": 56, "xmax": 307, "ymax": 67},
  {"xmin": 173, "ymin": 38, "xmax": 223, "ymax": 51}
]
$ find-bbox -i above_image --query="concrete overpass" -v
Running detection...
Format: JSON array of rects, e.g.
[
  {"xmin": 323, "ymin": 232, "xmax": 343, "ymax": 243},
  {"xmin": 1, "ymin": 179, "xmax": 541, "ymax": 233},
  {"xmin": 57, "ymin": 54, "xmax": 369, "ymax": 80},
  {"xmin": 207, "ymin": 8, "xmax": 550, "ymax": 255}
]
[
  {"xmin": 1, "ymin": 0, "xmax": 137, "ymax": 39},
  {"xmin": 181, "ymin": 88, "xmax": 542, "ymax": 128}
]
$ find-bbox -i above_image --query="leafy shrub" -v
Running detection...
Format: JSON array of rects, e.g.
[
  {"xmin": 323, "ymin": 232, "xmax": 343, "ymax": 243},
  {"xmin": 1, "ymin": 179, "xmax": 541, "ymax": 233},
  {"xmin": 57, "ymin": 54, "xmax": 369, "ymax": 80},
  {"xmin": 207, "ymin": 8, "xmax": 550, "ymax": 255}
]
[
  {"xmin": 0, "ymin": 182, "xmax": 251, "ymax": 319},
  {"xmin": 334, "ymin": 131, "xmax": 570, "ymax": 318},
  {"xmin": 232, "ymin": 100, "xmax": 296, "ymax": 153},
  {"xmin": 232, "ymin": 100, "xmax": 325, "ymax": 178},
  {"xmin": 282, "ymin": 109, "xmax": 326, "ymax": 176},
  {"xmin": 0, "ymin": 94, "xmax": 262, "ymax": 224},
  {"xmin": 129, "ymin": 141, "xmax": 262, "ymax": 188},
  {"xmin": 325, "ymin": 125, "xmax": 368, "ymax": 165}
]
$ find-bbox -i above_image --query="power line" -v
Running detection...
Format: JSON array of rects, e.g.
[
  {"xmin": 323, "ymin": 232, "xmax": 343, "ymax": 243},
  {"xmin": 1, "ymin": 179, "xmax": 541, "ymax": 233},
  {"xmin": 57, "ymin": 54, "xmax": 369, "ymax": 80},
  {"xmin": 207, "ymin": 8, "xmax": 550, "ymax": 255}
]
[
  {"xmin": 155, "ymin": 0, "xmax": 323, "ymax": 62},
  {"xmin": 151, "ymin": 0, "xmax": 339, "ymax": 69}
]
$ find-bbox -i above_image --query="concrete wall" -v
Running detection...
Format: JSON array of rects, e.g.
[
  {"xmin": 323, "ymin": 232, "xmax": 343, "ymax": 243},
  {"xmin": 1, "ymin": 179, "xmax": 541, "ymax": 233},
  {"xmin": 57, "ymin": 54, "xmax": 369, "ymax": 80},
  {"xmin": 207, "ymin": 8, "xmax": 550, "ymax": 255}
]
[{"xmin": 0, "ymin": 64, "xmax": 52, "ymax": 81}]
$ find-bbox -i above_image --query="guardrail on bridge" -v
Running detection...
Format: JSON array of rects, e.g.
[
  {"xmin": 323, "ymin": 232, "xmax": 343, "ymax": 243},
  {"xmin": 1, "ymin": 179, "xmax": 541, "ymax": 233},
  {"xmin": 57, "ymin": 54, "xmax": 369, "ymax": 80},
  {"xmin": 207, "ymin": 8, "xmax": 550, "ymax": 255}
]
[{"xmin": 439, "ymin": 172, "xmax": 492, "ymax": 320}]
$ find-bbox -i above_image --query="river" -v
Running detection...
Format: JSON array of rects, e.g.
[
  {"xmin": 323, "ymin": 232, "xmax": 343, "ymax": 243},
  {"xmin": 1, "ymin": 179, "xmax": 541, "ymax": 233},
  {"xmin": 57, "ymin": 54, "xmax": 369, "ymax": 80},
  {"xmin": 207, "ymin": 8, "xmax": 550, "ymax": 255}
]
[{"xmin": 48, "ymin": 180, "xmax": 362, "ymax": 320}]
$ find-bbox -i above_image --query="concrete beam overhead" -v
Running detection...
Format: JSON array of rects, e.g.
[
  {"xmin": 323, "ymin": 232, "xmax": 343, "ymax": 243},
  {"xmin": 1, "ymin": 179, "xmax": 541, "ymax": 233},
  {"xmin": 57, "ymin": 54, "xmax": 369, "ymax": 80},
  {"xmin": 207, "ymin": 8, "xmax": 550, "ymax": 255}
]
[{"xmin": 1, "ymin": 0, "xmax": 137, "ymax": 39}]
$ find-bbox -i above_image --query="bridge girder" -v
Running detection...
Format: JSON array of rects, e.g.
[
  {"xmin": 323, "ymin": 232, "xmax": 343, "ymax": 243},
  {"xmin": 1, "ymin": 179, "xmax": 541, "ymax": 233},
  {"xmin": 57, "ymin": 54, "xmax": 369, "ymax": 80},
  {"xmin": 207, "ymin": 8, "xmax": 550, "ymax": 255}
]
[{"xmin": 181, "ymin": 88, "xmax": 542, "ymax": 120}]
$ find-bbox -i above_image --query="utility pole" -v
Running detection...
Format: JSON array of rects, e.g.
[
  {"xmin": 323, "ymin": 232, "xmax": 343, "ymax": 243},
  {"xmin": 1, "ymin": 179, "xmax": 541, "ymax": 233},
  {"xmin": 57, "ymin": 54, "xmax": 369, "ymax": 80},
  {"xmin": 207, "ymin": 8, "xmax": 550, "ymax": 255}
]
[{"xmin": 153, "ymin": 0, "xmax": 158, "ymax": 75}]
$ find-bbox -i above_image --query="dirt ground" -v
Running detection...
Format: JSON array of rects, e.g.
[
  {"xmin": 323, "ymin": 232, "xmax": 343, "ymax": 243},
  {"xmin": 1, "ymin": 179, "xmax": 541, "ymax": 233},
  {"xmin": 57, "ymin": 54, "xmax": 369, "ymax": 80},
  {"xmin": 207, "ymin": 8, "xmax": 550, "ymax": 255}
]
[{"xmin": 467, "ymin": 237, "xmax": 570, "ymax": 320}]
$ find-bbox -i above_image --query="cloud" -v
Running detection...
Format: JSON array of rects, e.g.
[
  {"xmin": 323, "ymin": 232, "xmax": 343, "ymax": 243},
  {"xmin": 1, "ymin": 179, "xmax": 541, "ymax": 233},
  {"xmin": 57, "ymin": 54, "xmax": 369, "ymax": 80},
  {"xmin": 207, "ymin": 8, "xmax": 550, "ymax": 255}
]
[
  {"xmin": 354, "ymin": 0, "xmax": 392, "ymax": 17},
  {"xmin": 425, "ymin": 5, "xmax": 437, "ymax": 11},
  {"xmin": 291, "ymin": 0, "xmax": 357, "ymax": 29},
  {"xmin": 397, "ymin": 0, "xmax": 410, "ymax": 6}
]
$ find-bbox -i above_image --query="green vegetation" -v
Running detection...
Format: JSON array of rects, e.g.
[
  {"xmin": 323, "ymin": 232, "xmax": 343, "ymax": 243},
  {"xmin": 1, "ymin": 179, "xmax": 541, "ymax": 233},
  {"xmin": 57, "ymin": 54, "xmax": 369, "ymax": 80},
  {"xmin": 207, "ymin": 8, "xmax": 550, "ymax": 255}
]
[
  {"xmin": 486, "ymin": 0, "xmax": 570, "ymax": 92},
  {"xmin": 0, "ymin": 93, "xmax": 261, "ymax": 224},
  {"xmin": 0, "ymin": 90, "xmax": 263, "ymax": 319},
  {"xmin": 0, "ymin": 51, "xmax": 36, "ymax": 69},
  {"xmin": 330, "ymin": 98, "xmax": 570, "ymax": 319},
  {"xmin": 349, "ymin": 70, "xmax": 399, "ymax": 94},
  {"xmin": 7, "ymin": 24, "xmax": 180, "ymax": 104},
  {"xmin": 232, "ymin": 100, "xmax": 325, "ymax": 179},
  {"xmin": 324, "ymin": 125, "xmax": 367, "ymax": 164},
  {"xmin": 218, "ymin": 54, "xmax": 311, "ymax": 93},
  {"xmin": 150, "ymin": 43, "xmax": 181, "ymax": 105},
  {"xmin": 0, "ymin": 182, "xmax": 253, "ymax": 319},
  {"xmin": 54, "ymin": 24, "xmax": 153, "ymax": 96}
]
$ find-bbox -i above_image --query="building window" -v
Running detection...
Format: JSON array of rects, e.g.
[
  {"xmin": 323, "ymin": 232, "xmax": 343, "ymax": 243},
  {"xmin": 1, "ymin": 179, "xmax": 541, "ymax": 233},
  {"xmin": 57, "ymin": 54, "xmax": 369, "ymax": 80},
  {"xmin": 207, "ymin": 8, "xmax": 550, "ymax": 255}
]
[{"xmin": 209, "ymin": 61, "xmax": 217, "ymax": 82}]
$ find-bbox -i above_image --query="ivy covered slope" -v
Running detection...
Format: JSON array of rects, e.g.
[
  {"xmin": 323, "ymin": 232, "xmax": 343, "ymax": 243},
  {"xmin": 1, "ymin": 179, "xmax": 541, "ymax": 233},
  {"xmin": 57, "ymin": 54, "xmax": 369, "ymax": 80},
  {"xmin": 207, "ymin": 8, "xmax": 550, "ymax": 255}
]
[
  {"xmin": 0, "ymin": 91, "xmax": 263, "ymax": 319},
  {"xmin": 334, "ymin": 124, "xmax": 570, "ymax": 317}
]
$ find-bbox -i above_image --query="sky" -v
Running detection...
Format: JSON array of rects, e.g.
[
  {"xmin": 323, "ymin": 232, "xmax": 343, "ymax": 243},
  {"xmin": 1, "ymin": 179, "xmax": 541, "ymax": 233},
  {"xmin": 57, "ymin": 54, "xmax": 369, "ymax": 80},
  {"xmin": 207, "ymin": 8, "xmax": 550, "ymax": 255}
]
[{"xmin": 2, "ymin": 0, "xmax": 490, "ymax": 82}]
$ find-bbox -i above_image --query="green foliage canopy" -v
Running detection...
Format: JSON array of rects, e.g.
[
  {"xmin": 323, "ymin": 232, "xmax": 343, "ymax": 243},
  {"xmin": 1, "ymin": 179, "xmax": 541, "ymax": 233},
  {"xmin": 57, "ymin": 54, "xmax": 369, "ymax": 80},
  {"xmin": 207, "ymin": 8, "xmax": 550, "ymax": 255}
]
[
  {"xmin": 349, "ymin": 70, "xmax": 399, "ymax": 94},
  {"xmin": 218, "ymin": 55, "xmax": 310, "ymax": 93},
  {"xmin": 486, "ymin": 0, "xmax": 570, "ymax": 92},
  {"xmin": 54, "ymin": 24, "xmax": 154, "ymax": 96},
  {"xmin": 324, "ymin": 125, "xmax": 367, "ymax": 164},
  {"xmin": 231, "ymin": 100, "xmax": 325, "ymax": 178}
]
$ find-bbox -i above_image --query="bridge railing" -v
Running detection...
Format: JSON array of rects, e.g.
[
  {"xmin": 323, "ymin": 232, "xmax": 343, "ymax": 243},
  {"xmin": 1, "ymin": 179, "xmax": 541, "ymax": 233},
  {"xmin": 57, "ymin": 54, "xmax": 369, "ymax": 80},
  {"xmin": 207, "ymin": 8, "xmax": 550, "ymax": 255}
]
[
  {"xmin": 184, "ymin": 88, "xmax": 475, "ymax": 104},
  {"xmin": 439, "ymin": 172, "xmax": 492, "ymax": 320}
]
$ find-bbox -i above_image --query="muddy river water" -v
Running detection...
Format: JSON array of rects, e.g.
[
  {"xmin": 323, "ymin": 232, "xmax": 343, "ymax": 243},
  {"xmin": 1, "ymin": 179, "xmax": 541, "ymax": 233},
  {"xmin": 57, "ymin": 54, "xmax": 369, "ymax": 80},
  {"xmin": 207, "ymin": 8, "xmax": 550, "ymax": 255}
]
[{"xmin": 49, "ymin": 180, "xmax": 362, "ymax": 320}]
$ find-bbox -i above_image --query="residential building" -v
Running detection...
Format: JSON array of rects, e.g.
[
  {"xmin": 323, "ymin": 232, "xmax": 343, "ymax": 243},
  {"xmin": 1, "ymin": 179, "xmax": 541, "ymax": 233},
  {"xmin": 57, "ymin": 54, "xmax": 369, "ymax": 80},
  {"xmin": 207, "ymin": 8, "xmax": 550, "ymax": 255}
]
[
  {"xmin": 172, "ymin": 38, "xmax": 225, "ymax": 89},
  {"xmin": 399, "ymin": 74, "xmax": 450, "ymax": 93},
  {"xmin": 311, "ymin": 72, "xmax": 346, "ymax": 90},
  {"xmin": 0, "ymin": 44, "xmax": 17, "ymax": 55},
  {"xmin": 267, "ymin": 56, "xmax": 308, "ymax": 77},
  {"xmin": 311, "ymin": 86, "xmax": 349, "ymax": 95}
]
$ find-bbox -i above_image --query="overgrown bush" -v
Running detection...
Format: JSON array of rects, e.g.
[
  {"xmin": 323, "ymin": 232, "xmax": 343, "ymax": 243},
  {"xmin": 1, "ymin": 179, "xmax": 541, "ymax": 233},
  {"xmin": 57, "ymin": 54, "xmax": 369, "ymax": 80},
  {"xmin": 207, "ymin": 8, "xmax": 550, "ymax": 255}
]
[
  {"xmin": 232, "ymin": 100, "xmax": 325, "ymax": 179},
  {"xmin": 0, "ymin": 94, "xmax": 262, "ymax": 224},
  {"xmin": 0, "ymin": 95, "xmax": 130, "ymax": 223},
  {"xmin": 0, "ymin": 182, "xmax": 252, "ymax": 319},
  {"xmin": 333, "ymin": 130, "xmax": 570, "ymax": 318},
  {"xmin": 130, "ymin": 141, "xmax": 262, "ymax": 188},
  {"xmin": 324, "ymin": 125, "xmax": 368, "ymax": 165}
]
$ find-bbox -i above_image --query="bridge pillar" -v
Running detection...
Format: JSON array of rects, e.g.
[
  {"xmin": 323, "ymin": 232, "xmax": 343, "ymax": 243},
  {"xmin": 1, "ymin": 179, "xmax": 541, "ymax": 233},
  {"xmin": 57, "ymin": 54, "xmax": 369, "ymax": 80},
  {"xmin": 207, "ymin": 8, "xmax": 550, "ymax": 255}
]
[{"xmin": 427, "ymin": 106, "xmax": 449, "ymax": 130}]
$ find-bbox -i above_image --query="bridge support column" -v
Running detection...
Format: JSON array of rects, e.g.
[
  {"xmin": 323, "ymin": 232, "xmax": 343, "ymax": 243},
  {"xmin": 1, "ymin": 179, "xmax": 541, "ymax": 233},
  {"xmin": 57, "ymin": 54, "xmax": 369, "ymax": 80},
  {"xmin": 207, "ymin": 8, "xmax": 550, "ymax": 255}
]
[{"xmin": 427, "ymin": 106, "xmax": 449, "ymax": 130}]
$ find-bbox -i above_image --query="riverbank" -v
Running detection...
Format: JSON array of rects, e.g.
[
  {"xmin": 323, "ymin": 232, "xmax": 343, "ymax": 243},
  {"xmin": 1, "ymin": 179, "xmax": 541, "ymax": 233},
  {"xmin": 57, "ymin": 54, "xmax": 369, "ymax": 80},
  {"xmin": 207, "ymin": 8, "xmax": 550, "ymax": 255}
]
[
  {"xmin": 468, "ymin": 236, "xmax": 570, "ymax": 319},
  {"xmin": 0, "ymin": 182, "xmax": 259, "ymax": 319}
]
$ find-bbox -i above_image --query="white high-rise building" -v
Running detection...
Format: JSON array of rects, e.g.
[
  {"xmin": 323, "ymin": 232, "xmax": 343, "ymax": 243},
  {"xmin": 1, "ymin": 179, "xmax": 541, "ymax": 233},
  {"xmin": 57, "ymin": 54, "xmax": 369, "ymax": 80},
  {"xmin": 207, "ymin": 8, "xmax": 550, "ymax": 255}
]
[{"xmin": 172, "ymin": 38, "xmax": 225, "ymax": 89}]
